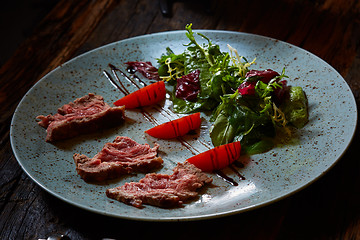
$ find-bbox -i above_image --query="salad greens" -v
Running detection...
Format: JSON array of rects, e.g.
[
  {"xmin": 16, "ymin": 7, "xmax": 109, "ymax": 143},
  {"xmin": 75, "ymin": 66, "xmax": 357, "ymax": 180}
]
[{"xmin": 157, "ymin": 24, "xmax": 309, "ymax": 154}]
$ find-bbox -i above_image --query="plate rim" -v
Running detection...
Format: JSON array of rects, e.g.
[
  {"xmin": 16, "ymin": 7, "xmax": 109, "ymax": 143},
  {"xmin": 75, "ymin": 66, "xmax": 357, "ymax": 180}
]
[{"xmin": 10, "ymin": 29, "xmax": 358, "ymax": 221}]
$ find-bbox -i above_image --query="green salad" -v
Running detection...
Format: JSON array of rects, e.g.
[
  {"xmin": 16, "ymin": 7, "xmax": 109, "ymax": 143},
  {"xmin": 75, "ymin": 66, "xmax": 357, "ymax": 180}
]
[{"xmin": 156, "ymin": 24, "xmax": 309, "ymax": 154}]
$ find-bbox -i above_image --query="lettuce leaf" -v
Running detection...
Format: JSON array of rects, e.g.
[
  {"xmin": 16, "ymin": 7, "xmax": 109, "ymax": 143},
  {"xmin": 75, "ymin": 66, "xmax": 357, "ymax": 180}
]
[
  {"xmin": 157, "ymin": 24, "xmax": 309, "ymax": 155},
  {"xmin": 281, "ymin": 86, "xmax": 309, "ymax": 128},
  {"xmin": 157, "ymin": 47, "xmax": 185, "ymax": 83},
  {"xmin": 210, "ymin": 91, "xmax": 275, "ymax": 153}
]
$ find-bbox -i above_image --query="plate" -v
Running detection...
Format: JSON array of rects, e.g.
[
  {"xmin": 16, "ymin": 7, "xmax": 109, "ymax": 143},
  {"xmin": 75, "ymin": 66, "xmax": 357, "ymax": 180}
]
[{"xmin": 10, "ymin": 30, "xmax": 357, "ymax": 221}]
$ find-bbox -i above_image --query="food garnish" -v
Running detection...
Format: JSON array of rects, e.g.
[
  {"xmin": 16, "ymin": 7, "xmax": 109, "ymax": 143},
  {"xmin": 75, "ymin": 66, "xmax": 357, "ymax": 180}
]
[
  {"xmin": 187, "ymin": 141, "xmax": 241, "ymax": 172},
  {"xmin": 145, "ymin": 112, "xmax": 201, "ymax": 139},
  {"xmin": 125, "ymin": 61, "xmax": 160, "ymax": 80},
  {"xmin": 156, "ymin": 24, "xmax": 308, "ymax": 154},
  {"xmin": 113, "ymin": 81, "xmax": 166, "ymax": 108}
]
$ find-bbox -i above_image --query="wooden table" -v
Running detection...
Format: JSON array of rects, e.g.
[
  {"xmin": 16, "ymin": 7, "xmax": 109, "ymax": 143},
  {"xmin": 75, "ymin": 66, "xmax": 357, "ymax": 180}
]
[{"xmin": 1, "ymin": 0, "xmax": 359, "ymax": 239}]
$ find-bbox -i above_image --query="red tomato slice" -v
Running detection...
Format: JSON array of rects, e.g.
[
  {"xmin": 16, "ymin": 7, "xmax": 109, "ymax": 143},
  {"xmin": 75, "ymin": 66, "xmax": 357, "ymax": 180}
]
[
  {"xmin": 113, "ymin": 81, "xmax": 166, "ymax": 108},
  {"xmin": 187, "ymin": 141, "xmax": 241, "ymax": 172},
  {"xmin": 145, "ymin": 112, "xmax": 201, "ymax": 139}
]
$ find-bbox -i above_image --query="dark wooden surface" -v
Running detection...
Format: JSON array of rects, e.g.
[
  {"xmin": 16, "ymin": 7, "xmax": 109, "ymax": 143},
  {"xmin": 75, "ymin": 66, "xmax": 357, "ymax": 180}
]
[{"xmin": 1, "ymin": 0, "xmax": 360, "ymax": 239}]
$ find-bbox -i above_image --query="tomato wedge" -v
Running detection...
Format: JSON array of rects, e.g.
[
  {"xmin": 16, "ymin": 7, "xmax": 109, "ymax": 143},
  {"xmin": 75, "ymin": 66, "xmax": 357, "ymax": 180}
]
[
  {"xmin": 113, "ymin": 81, "xmax": 166, "ymax": 108},
  {"xmin": 145, "ymin": 112, "xmax": 201, "ymax": 139},
  {"xmin": 187, "ymin": 141, "xmax": 241, "ymax": 172}
]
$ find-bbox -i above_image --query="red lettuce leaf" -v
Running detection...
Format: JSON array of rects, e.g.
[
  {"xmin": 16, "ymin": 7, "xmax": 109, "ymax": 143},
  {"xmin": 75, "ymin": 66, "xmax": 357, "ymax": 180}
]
[
  {"xmin": 125, "ymin": 61, "xmax": 160, "ymax": 80},
  {"xmin": 175, "ymin": 69, "xmax": 200, "ymax": 101}
]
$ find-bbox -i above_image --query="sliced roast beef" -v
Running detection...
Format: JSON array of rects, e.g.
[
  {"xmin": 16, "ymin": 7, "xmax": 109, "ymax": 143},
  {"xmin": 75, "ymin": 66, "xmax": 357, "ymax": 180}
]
[
  {"xmin": 106, "ymin": 161, "xmax": 212, "ymax": 208},
  {"xmin": 74, "ymin": 136, "xmax": 163, "ymax": 182},
  {"xmin": 36, "ymin": 93, "xmax": 125, "ymax": 142}
]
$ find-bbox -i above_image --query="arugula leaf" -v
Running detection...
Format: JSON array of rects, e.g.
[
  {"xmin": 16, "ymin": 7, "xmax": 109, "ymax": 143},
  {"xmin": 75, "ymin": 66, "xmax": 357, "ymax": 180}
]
[
  {"xmin": 172, "ymin": 46, "xmax": 217, "ymax": 113},
  {"xmin": 157, "ymin": 24, "xmax": 309, "ymax": 155},
  {"xmin": 185, "ymin": 23, "xmax": 217, "ymax": 67},
  {"xmin": 162, "ymin": 24, "xmax": 252, "ymax": 114},
  {"xmin": 171, "ymin": 24, "xmax": 227, "ymax": 113}
]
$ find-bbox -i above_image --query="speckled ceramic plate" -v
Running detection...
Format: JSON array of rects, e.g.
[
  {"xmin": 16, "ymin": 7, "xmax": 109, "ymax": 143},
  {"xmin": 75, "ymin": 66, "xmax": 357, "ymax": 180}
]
[{"xmin": 10, "ymin": 30, "xmax": 357, "ymax": 221}]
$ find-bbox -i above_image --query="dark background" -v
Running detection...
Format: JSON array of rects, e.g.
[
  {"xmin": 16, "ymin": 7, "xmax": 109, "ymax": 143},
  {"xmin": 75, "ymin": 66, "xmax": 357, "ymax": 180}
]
[
  {"xmin": 0, "ymin": 0, "xmax": 58, "ymax": 66},
  {"xmin": 1, "ymin": 0, "xmax": 359, "ymax": 239}
]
